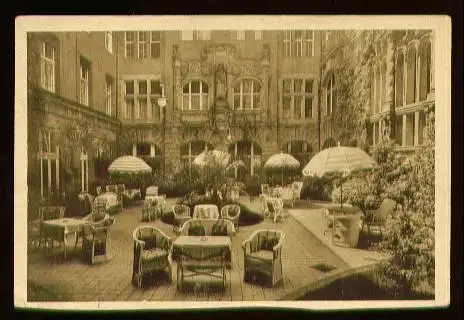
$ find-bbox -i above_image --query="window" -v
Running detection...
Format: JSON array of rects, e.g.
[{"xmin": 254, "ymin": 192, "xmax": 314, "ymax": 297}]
[
  {"xmin": 283, "ymin": 141, "xmax": 312, "ymax": 166},
  {"xmin": 79, "ymin": 58, "xmax": 90, "ymax": 106},
  {"xmin": 136, "ymin": 142, "xmax": 151, "ymax": 156},
  {"xmin": 181, "ymin": 31, "xmax": 211, "ymax": 41},
  {"xmin": 233, "ymin": 79, "xmax": 261, "ymax": 110},
  {"xmin": 38, "ymin": 129, "xmax": 59, "ymax": 199},
  {"xmin": 137, "ymin": 80, "xmax": 148, "ymax": 119},
  {"xmin": 125, "ymin": 31, "xmax": 136, "ymax": 59},
  {"xmin": 40, "ymin": 42, "xmax": 55, "ymax": 92},
  {"xmin": 283, "ymin": 30, "xmax": 314, "ymax": 57},
  {"xmin": 124, "ymin": 31, "xmax": 161, "ymax": 59},
  {"xmin": 182, "ymin": 80, "xmax": 209, "ymax": 110},
  {"xmin": 124, "ymin": 79, "xmax": 163, "ymax": 120},
  {"xmin": 124, "ymin": 80, "xmax": 134, "ymax": 119},
  {"xmin": 105, "ymin": 31, "xmax": 113, "ymax": 53},
  {"xmin": 419, "ymin": 40, "xmax": 432, "ymax": 102},
  {"xmin": 406, "ymin": 46, "xmax": 417, "ymax": 105},
  {"xmin": 150, "ymin": 32, "xmax": 161, "ymax": 58},
  {"xmin": 395, "ymin": 51, "xmax": 405, "ymax": 107},
  {"xmin": 180, "ymin": 140, "xmax": 213, "ymax": 168},
  {"xmin": 138, "ymin": 32, "xmax": 149, "ymax": 59},
  {"xmin": 325, "ymin": 74, "xmax": 335, "ymax": 115},
  {"xmin": 282, "ymin": 78, "xmax": 314, "ymax": 119},
  {"xmin": 232, "ymin": 30, "xmax": 262, "ymax": 40},
  {"xmin": 228, "ymin": 140, "xmax": 262, "ymax": 176},
  {"xmin": 105, "ymin": 76, "xmax": 113, "ymax": 116}
]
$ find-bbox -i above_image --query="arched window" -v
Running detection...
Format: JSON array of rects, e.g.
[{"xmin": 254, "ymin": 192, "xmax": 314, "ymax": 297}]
[
  {"xmin": 374, "ymin": 66, "xmax": 381, "ymax": 114},
  {"xmin": 406, "ymin": 46, "xmax": 417, "ymax": 105},
  {"xmin": 228, "ymin": 140, "xmax": 262, "ymax": 176},
  {"xmin": 395, "ymin": 51, "xmax": 405, "ymax": 107},
  {"xmin": 180, "ymin": 140, "xmax": 213, "ymax": 168},
  {"xmin": 325, "ymin": 74, "xmax": 335, "ymax": 115},
  {"xmin": 419, "ymin": 40, "xmax": 432, "ymax": 102},
  {"xmin": 233, "ymin": 79, "xmax": 261, "ymax": 110},
  {"xmin": 182, "ymin": 80, "xmax": 209, "ymax": 111},
  {"xmin": 283, "ymin": 140, "xmax": 312, "ymax": 166}
]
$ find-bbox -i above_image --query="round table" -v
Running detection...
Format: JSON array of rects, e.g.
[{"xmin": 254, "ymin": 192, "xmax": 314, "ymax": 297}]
[{"xmin": 193, "ymin": 204, "xmax": 220, "ymax": 219}]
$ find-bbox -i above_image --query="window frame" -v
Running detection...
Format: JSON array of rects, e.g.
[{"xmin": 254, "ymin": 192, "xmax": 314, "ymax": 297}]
[
  {"xmin": 182, "ymin": 80, "xmax": 209, "ymax": 111},
  {"xmin": 79, "ymin": 59, "xmax": 90, "ymax": 106},
  {"xmin": 283, "ymin": 30, "xmax": 315, "ymax": 57},
  {"xmin": 124, "ymin": 31, "xmax": 136, "ymax": 59},
  {"xmin": 282, "ymin": 77, "xmax": 315, "ymax": 120},
  {"xmin": 40, "ymin": 41, "xmax": 56, "ymax": 92},
  {"xmin": 232, "ymin": 79, "xmax": 262, "ymax": 110},
  {"xmin": 105, "ymin": 76, "xmax": 113, "ymax": 116}
]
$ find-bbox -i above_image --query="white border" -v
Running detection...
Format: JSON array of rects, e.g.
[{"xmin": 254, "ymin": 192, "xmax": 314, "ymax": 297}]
[{"xmin": 14, "ymin": 15, "xmax": 451, "ymax": 310}]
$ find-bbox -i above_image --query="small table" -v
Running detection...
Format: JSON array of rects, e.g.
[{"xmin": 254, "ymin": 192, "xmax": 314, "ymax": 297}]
[
  {"xmin": 42, "ymin": 218, "xmax": 90, "ymax": 261},
  {"xmin": 145, "ymin": 195, "xmax": 167, "ymax": 213},
  {"xmin": 173, "ymin": 236, "xmax": 232, "ymax": 268},
  {"xmin": 193, "ymin": 204, "xmax": 220, "ymax": 219},
  {"xmin": 331, "ymin": 214, "xmax": 363, "ymax": 248}
]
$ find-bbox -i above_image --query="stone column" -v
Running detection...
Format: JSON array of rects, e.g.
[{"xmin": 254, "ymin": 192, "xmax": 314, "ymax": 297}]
[{"xmin": 384, "ymin": 33, "xmax": 396, "ymax": 136}]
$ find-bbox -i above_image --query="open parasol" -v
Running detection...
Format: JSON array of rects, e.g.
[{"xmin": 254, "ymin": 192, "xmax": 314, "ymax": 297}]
[
  {"xmin": 264, "ymin": 151, "xmax": 300, "ymax": 185},
  {"xmin": 107, "ymin": 155, "xmax": 152, "ymax": 174}
]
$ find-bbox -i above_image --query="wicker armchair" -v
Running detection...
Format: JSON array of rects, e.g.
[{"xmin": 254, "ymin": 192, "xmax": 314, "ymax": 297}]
[
  {"xmin": 242, "ymin": 229, "xmax": 285, "ymax": 287},
  {"xmin": 106, "ymin": 184, "xmax": 118, "ymax": 193},
  {"xmin": 38, "ymin": 206, "xmax": 65, "ymax": 248},
  {"xmin": 93, "ymin": 197, "xmax": 108, "ymax": 215},
  {"xmin": 221, "ymin": 204, "xmax": 241, "ymax": 230},
  {"xmin": 132, "ymin": 226, "xmax": 173, "ymax": 287},
  {"xmin": 141, "ymin": 198, "xmax": 159, "ymax": 222},
  {"xmin": 362, "ymin": 199, "xmax": 397, "ymax": 237},
  {"xmin": 82, "ymin": 216, "xmax": 115, "ymax": 265},
  {"xmin": 172, "ymin": 204, "xmax": 191, "ymax": 232},
  {"xmin": 264, "ymin": 198, "xmax": 285, "ymax": 223}
]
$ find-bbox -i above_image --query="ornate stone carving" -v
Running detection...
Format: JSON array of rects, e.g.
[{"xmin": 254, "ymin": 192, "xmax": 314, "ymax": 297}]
[{"xmin": 189, "ymin": 61, "xmax": 201, "ymax": 74}]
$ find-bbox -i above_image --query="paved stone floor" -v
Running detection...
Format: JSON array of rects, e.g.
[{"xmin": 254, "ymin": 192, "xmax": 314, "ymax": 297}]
[{"xmin": 27, "ymin": 197, "xmax": 353, "ymax": 301}]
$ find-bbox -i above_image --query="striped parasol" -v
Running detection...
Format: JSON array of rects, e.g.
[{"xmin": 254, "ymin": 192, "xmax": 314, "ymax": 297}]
[
  {"xmin": 193, "ymin": 148, "xmax": 230, "ymax": 167},
  {"xmin": 108, "ymin": 156, "xmax": 152, "ymax": 174},
  {"xmin": 302, "ymin": 143, "xmax": 378, "ymax": 207},
  {"xmin": 264, "ymin": 151, "xmax": 300, "ymax": 185}
]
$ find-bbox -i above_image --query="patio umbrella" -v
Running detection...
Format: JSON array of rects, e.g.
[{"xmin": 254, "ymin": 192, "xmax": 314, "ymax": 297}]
[
  {"xmin": 302, "ymin": 143, "xmax": 378, "ymax": 208},
  {"xmin": 264, "ymin": 151, "xmax": 300, "ymax": 186},
  {"xmin": 108, "ymin": 155, "xmax": 152, "ymax": 174},
  {"xmin": 193, "ymin": 149, "xmax": 230, "ymax": 167}
]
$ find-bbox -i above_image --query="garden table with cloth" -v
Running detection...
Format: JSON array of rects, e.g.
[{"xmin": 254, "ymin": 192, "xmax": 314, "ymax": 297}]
[
  {"xmin": 193, "ymin": 204, "xmax": 220, "ymax": 219},
  {"xmin": 324, "ymin": 210, "xmax": 363, "ymax": 248},
  {"xmin": 41, "ymin": 218, "xmax": 90, "ymax": 261},
  {"xmin": 173, "ymin": 236, "xmax": 232, "ymax": 290},
  {"xmin": 123, "ymin": 189, "xmax": 142, "ymax": 201},
  {"xmin": 145, "ymin": 195, "xmax": 166, "ymax": 212},
  {"xmin": 95, "ymin": 192, "xmax": 120, "ymax": 211}
]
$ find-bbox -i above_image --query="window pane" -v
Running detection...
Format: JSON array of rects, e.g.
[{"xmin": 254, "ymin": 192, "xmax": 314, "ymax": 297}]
[
  {"xmin": 233, "ymin": 95, "xmax": 241, "ymax": 109},
  {"xmin": 295, "ymin": 30, "xmax": 303, "ymax": 39},
  {"xmin": 294, "ymin": 96, "xmax": 303, "ymax": 118},
  {"xmin": 243, "ymin": 80, "xmax": 252, "ymax": 94},
  {"xmin": 305, "ymin": 79, "xmax": 313, "ymax": 93},
  {"xmin": 139, "ymin": 80, "xmax": 147, "ymax": 94},
  {"xmin": 182, "ymin": 95, "xmax": 189, "ymax": 110},
  {"xmin": 151, "ymin": 80, "xmax": 161, "ymax": 95},
  {"xmin": 243, "ymin": 95, "xmax": 251, "ymax": 110},
  {"xmin": 125, "ymin": 98, "xmax": 134, "ymax": 119},
  {"xmin": 283, "ymin": 80, "xmax": 292, "ymax": 93},
  {"xmin": 126, "ymin": 81, "xmax": 134, "ymax": 95},
  {"xmin": 191, "ymin": 95, "xmax": 200, "ymax": 110},
  {"xmin": 183, "ymin": 83, "xmax": 189, "ymax": 94},
  {"xmin": 283, "ymin": 96, "xmax": 291, "ymax": 109},
  {"xmin": 139, "ymin": 31, "xmax": 148, "ymax": 41},
  {"xmin": 150, "ymin": 43, "xmax": 160, "ymax": 58},
  {"xmin": 294, "ymin": 79, "xmax": 303, "ymax": 93},
  {"xmin": 202, "ymin": 82, "xmax": 209, "ymax": 93},
  {"xmin": 253, "ymin": 81, "xmax": 261, "ymax": 93},
  {"xmin": 202, "ymin": 93, "xmax": 208, "ymax": 108},
  {"xmin": 139, "ymin": 99, "xmax": 147, "ymax": 118},
  {"xmin": 126, "ymin": 32, "xmax": 135, "ymax": 41},
  {"xmin": 191, "ymin": 81, "xmax": 200, "ymax": 93},
  {"xmin": 254, "ymin": 30, "xmax": 263, "ymax": 40},
  {"xmin": 253, "ymin": 94, "xmax": 260, "ymax": 109},
  {"xmin": 151, "ymin": 31, "xmax": 161, "ymax": 41},
  {"xmin": 305, "ymin": 97, "xmax": 313, "ymax": 118},
  {"xmin": 233, "ymin": 83, "xmax": 241, "ymax": 93}
]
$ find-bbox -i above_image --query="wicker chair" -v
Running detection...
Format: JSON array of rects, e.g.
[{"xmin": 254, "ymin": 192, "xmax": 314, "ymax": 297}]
[
  {"xmin": 132, "ymin": 226, "xmax": 173, "ymax": 287},
  {"xmin": 362, "ymin": 199, "xmax": 397, "ymax": 237},
  {"xmin": 221, "ymin": 204, "xmax": 241, "ymax": 230},
  {"xmin": 38, "ymin": 206, "xmax": 66, "ymax": 248},
  {"xmin": 82, "ymin": 216, "xmax": 115, "ymax": 265},
  {"xmin": 261, "ymin": 184, "xmax": 271, "ymax": 196},
  {"xmin": 292, "ymin": 181, "xmax": 304, "ymax": 201},
  {"xmin": 264, "ymin": 198, "xmax": 285, "ymax": 223},
  {"xmin": 93, "ymin": 197, "xmax": 108, "ymax": 215},
  {"xmin": 141, "ymin": 198, "xmax": 159, "ymax": 222},
  {"xmin": 242, "ymin": 229, "xmax": 285, "ymax": 287},
  {"xmin": 172, "ymin": 204, "xmax": 191, "ymax": 232}
]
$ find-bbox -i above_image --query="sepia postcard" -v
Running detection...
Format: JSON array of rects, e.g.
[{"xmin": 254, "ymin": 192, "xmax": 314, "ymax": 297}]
[{"xmin": 14, "ymin": 15, "xmax": 451, "ymax": 310}]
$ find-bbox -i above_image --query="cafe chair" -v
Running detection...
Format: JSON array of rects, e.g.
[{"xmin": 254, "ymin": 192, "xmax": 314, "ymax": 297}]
[
  {"xmin": 265, "ymin": 198, "xmax": 285, "ymax": 223},
  {"xmin": 242, "ymin": 229, "xmax": 285, "ymax": 287},
  {"xmin": 82, "ymin": 216, "xmax": 115, "ymax": 265},
  {"xmin": 141, "ymin": 198, "xmax": 159, "ymax": 222},
  {"xmin": 132, "ymin": 226, "xmax": 173, "ymax": 288},
  {"xmin": 362, "ymin": 198, "xmax": 397, "ymax": 237},
  {"xmin": 221, "ymin": 204, "xmax": 241, "ymax": 231},
  {"xmin": 172, "ymin": 205, "xmax": 191, "ymax": 233},
  {"xmin": 39, "ymin": 206, "xmax": 66, "ymax": 249}
]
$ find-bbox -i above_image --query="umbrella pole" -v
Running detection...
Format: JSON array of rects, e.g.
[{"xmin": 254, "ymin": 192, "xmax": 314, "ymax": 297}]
[
  {"xmin": 340, "ymin": 180, "xmax": 343, "ymax": 209},
  {"xmin": 281, "ymin": 167, "xmax": 284, "ymax": 186}
]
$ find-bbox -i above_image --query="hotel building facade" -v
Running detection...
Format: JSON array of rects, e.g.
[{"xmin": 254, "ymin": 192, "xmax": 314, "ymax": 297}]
[{"xmin": 26, "ymin": 29, "xmax": 434, "ymax": 200}]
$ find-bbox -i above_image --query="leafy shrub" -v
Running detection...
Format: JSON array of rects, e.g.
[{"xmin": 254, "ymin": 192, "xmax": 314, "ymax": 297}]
[
  {"xmin": 300, "ymin": 175, "xmax": 334, "ymax": 201},
  {"xmin": 331, "ymin": 175, "xmax": 380, "ymax": 212}
]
